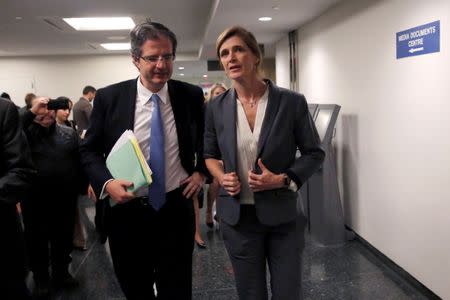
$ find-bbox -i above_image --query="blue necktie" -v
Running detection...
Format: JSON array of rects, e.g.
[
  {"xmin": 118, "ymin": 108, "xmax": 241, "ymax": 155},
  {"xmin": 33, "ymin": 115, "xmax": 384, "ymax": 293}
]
[{"xmin": 148, "ymin": 94, "xmax": 166, "ymax": 211}]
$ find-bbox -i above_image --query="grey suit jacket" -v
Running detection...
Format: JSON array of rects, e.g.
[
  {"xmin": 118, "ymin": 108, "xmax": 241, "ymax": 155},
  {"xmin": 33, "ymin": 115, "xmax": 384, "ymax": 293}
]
[
  {"xmin": 204, "ymin": 80, "xmax": 325, "ymax": 226},
  {"xmin": 73, "ymin": 97, "xmax": 92, "ymax": 135}
]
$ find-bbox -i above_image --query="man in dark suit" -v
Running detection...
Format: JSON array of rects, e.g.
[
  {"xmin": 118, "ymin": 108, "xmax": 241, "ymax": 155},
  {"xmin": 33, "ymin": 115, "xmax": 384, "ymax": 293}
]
[
  {"xmin": 0, "ymin": 97, "xmax": 35, "ymax": 299},
  {"xmin": 72, "ymin": 85, "xmax": 96, "ymax": 137},
  {"xmin": 80, "ymin": 20, "xmax": 207, "ymax": 300}
]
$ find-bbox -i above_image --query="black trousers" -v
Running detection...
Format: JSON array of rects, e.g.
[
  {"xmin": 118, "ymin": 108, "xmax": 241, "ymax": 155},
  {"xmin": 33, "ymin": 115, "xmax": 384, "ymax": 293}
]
[
  {"xmin": 0, "ymin": 206, "xmax": 30, "ymax": 300},
  {"xmin": 22, "ymin": 192, "xmax": 77, "ymax": 281},
  {"xmin": 108, "ymin": 187, "xmax": 195, "ymax": 300}
]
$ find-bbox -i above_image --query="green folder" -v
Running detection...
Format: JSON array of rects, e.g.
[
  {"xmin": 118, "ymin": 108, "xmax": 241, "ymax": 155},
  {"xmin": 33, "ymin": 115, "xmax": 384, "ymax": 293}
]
[{"xmin": 106, "ymin": 139, "xmax": 152, "ymax": 206}]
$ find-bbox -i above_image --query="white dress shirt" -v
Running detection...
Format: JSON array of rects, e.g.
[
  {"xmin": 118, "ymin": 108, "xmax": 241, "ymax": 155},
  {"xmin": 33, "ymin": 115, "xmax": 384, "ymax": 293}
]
[
  {"xmin": 235, "ymin": 87, "xmax": 298, "ymax": 205},
  {"xmin": 133, "ymin": 78, "xmax": 188, "ymax": 197},
  {"xmin": 236, "ymin": 88, "xmax": 269, "ymax": 205}
]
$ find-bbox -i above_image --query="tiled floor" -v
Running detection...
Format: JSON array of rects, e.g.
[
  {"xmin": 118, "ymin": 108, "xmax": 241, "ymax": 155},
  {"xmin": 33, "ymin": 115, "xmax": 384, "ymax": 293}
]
[{"xmin": 31, "ymin": 197, "xmax": 436, "ymax": 300}]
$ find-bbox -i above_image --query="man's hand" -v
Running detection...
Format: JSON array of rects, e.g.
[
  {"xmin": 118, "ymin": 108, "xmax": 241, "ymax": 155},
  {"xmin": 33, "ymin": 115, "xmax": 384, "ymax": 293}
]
[
  {"xmin": 87, "ymin": 185, "xmax": 97, "ymax": 203},
  {"xmin": 220, "ymin": 172, "xmax": 241, "ymax": 196},
  {"xmin": 248, "ymin": 159, "xmax": 284, "ymax": 192},
  {"xmin": 181, "ymin": 172, "xmax": 205, "ymax": 199},
  {"xmin": 30, "ymin": 96, "xmax": 49, "ymax": 116},
  {"xmin": 105, "ymin": 179, "xmax": 135, "ymax": 204}
]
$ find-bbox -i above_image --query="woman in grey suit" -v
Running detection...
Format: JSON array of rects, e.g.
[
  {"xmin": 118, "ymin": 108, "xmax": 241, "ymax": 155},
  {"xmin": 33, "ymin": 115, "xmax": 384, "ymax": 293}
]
[{"xmin": 204, "ymin": 26, "xmax": 325, "ymax": 300}]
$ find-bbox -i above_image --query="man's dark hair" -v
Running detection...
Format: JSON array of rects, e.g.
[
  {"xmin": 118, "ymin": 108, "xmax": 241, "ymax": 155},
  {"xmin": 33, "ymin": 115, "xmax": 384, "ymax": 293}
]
[
  {"xmin": 25, "ymin": 93, "xmax": 36, "ymax": 108},
  {"xmin": 54, "ymin": 96, "xmax": 73, "ymax": 110},
  {"xmin": 130, "ymin": 19, "xmax": 178, "ymax": 60},
  {"xmin": 0, "ymin": 92, "xmax": 11, "ymax": 100},
  {"xmin": 82, "ymin": 86, "xmax": 96, "ymax": 95}
]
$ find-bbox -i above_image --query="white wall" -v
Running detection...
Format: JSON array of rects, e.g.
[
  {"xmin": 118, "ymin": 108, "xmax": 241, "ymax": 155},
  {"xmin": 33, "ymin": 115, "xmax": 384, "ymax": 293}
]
[
  {"xmin": 275, "ymin": 35, "xmax": 290, "ymax": 89},
  {"xmin": 0, "ymin": 55, "xmax": 138, "ymax": 106},
  {"xmin": 0, "ymin": 55, "xmax": 217, "ymax": 106},
  {"xmin": 291, "ymin": 0, "xmax": 450, "ymax": 298}
]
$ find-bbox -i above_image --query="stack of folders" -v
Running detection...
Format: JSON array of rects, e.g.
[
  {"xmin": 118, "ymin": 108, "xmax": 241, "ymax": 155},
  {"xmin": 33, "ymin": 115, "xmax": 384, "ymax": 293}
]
[{"xmin": 106, "ymin": 130, "xmax": 152, "ymax": 206}]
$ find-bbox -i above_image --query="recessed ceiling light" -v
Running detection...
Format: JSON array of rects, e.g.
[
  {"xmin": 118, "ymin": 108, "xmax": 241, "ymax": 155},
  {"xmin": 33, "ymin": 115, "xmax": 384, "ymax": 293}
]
[
  {"xmin": 63, "ymin": 17, "xmax": 135, "ymax": 31},
  {"xmin": 272, "ymin": 5, "xmax": 279, "ymax": 10},
  {"xmin": 179, "ymin": 73, "xmax": 185, "ymax": 76},
  {"xmin": 15, "ymin": 16, "xmax": 23, "ymax": 20},
  {"xmin": 178, "ymin": 67, "xmax": 185, "ymax": 70},
  {"xmin": 100, "ymin": 43, "xmax": 130, "ymax": 50},
  {"xmin": 108, "ymin": 36, "xmax": 127, "ymax": 40},
  {"xmin": 203, "ymin": 74, "xmax": 208, "ymax": 78},
  {"xmin": 258, "ymin": 17, "xmax": 272, "ymax": 22}
]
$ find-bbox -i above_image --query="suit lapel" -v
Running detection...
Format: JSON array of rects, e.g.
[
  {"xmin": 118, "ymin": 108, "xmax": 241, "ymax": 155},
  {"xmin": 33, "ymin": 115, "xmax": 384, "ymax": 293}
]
[
  {"xmin": 223, "ymin": 88, "xmax": 237, "ymax": 172},
  {"xmin": 116, "ymin": 78, "xmax": 139, "ymax": 130},
  {"xmin": 125, "ymin": 78, "xmax": 138, "ymax": 130},
  {"xmin": 257, "ymin": 80, "xmax": 280, "ymax": 157},
  {"xmin": 167, "ymin": 80, "xmax": 186, "ymax": 151}
]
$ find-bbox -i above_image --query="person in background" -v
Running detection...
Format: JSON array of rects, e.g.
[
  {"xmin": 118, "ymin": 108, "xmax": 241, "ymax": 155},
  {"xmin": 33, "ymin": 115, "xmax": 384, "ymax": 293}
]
[
  {"xmin": 25, "ymin": 93, "xmax": 36, "ymax": 108},
  {"xmin": 204, "ymin": 26, "xmax": 325, "ymax": 300},
  {"xmin": 21, "ymin": 96, "xmax": 88, "ymax": 297},
  {"xmin": 0, "ymin": 97, "xmax": 36, "ymax": 300},
  {"xmin": 73, "ymin": 88, "xmax": 101, "ymax": 245},
  {"xmin": 80, "ymin": 20, "xmax": 207, "ymax": 299},
  {"xmin": 0, "ymin": 92, "xmax": 19, "ymax": 109},
  {"xmin": 19, "ymin": 93, "xmax": 36, "ymax": 116},
  {"xmin": 192, "ymin": 83, "xmax": 227, "ymax": 249},
  {"xmin": 73, "ymin": 85, "xmax": 96, "ymax": 137},
  {"xmin": 209, "ymin": 83, "xmax": 227, "ymax": 99},
  {"xmin": 1, "ymin": 92, "xmax": 11, "ymax": 101},
  {"xmin": 192, "ymin": 190, "xmax": 207, "ymax": 248},
  {"xmin": 55, "ymin": 97, "xmax": 76, "ymax": 129},
  {"xmin": 204, "ymin": 83, "xmax": 227, "ymax": 228},
  {"xmin": 55, "ymin": 96, "xmax": 91, "ymax": 251}
]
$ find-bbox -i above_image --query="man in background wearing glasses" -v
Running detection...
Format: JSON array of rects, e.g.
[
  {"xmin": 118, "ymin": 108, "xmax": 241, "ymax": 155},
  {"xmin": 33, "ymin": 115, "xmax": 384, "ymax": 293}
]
[{"xmin": 80, "ymin": 20, "xmax": 207, "ymax": 299}]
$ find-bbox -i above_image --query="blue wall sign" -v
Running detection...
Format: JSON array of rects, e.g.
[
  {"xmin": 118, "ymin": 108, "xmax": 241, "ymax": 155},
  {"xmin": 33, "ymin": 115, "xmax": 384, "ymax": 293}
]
[{"xmin": 396, "ymin": 20, "xmax": 440, "ymax": 59}]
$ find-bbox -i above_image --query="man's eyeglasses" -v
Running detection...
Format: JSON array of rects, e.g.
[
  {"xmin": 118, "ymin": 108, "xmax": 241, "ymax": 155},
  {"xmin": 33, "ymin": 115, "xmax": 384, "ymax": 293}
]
[{"xmin": 140, "ymin": 54, "xmax": 175, "ymax": 64}]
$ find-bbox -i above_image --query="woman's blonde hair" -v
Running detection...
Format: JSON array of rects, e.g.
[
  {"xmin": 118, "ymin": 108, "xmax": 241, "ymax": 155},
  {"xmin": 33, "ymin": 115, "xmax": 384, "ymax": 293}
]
[
  {"xmin": 216, "ymin": 26, "xmax": 263, "ymax": 75},
  {"xmin": 207, "ymin": 83, "xmax": 227, "ymax": 102}
]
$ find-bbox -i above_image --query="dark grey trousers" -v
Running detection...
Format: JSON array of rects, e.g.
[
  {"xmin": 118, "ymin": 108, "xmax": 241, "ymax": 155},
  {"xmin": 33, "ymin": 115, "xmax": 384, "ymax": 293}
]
[{"xmin": 221, "ymin": 205, "xmax": 305, "ymax": 300}]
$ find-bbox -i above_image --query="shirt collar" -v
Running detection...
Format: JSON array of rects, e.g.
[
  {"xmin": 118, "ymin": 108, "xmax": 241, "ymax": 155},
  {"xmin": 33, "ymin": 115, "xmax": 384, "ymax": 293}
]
[{"xmin": 137, "ymin": 77, "xmax": 169, "ymax": 105}]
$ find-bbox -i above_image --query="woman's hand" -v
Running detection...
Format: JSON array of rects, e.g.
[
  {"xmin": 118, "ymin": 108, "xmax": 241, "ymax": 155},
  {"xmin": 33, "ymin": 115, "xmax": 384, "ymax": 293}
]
[
  {"xmin": 220, "ymin": 172, "xmax": 241, "ymax": 196},
  {"xmin": 248, "ymin": 159, "xmax": 284, "ymax": 192}
]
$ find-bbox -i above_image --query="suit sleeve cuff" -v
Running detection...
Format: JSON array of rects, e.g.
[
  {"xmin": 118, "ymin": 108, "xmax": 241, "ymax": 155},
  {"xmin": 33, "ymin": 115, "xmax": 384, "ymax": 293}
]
[
  {"xmin": 288, "ymin": 180, "xmax": 298, "ymax": 192},
  {"xmin": 285, "ymin": 170, "xmax": 302, "ymax": 190},
  {"xmin": 100, "ymin": 179, "xmax": 114, "ymax": 199}
]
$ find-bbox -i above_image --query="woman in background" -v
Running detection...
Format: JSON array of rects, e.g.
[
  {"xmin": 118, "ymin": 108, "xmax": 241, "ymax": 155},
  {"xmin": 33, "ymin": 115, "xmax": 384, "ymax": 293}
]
[
  {"xmin": 55, "ymin": 97, "xmax": 76, "ymax": 130},
  {"xmin": 55, "ymin": 97, "xmax": 89, "ymax": 251},
  {"xmin": 204, "ymin": 83, "xmax": 226, "ymax": 228},
  {"xmin": 204, "ymin": 26, "xmax": 325, "ymax": 299},
  {"xmin": 193, "ymin": 83, "xmax": 227, "ymax": 248}
]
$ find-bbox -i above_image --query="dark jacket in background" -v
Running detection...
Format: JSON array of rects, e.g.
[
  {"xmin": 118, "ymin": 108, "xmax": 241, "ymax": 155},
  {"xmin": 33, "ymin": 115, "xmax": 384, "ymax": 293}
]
[
  {"xmin": 20, "ymin": 110, "xmax": 88, "ymax": 279},
  {"xmin": 21, "ymin": 110, "xmax": 87, "ymax": 194},
  {"xmin": 0, "ymin": 98, "xmax": 35, "ymax": 297},
  {"xmin": 73, "ymin": 97, "xmax": 92, "ymax": 136}
]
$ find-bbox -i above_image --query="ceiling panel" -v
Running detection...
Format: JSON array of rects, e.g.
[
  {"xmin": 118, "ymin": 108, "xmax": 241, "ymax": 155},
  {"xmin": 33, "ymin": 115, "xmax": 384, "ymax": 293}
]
[{"xmin": 0, "ymin": 0, "xmax": 342, "ymax": 77}]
